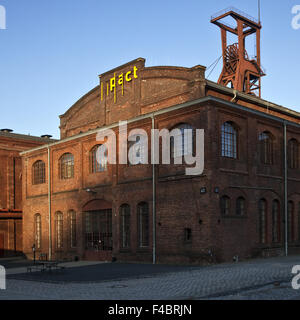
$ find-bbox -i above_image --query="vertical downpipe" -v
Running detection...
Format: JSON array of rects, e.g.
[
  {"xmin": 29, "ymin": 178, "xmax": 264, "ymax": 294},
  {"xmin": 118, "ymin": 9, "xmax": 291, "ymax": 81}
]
[
  {"xmin": 284, "ymin": 122, "xmax": 288, "ymax": 257},
  {"xmin": 48, "ymin": 146, "xmax": 52, "ymax": 261},
  {"xmin": 152, "ymin": 115, "xmax": 156, "ymax": 264}
]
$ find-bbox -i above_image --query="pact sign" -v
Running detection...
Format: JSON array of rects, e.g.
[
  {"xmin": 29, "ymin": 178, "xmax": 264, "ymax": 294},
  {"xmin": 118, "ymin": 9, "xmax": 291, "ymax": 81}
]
[{"xmin": 100, "ymin": 66, "xmax": 138, "ymax": 103}]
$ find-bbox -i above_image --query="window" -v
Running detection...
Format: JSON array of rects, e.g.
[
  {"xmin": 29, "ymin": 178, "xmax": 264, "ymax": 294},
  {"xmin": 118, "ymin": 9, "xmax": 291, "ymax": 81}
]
[
  {"xmin": 90, "ymin": 145, "xmax": 108, "ymax": 173},
  {"xmin": 120, "ymin": 204, "xmax": 130, "ymax": 249},
  {"xmin": 221, "ymin": 122, "xmax": 237, "ymax": 159},
  {"xmin": 69, "ymin": 210, "xmax": 76, "ymax": 248},
  {"xmin": 236, "ymin": 197, "xmax": 246, "ymax": 216},
  {"xmin": 288, "ymin": 139, "xmax": 299, "ymax": 169},
  {"xmin": 32, "ymin": 161, "xmax": 45, "ymax": 185},
  {"xmin": 272, "ymin": 200, "xmax": 280, "ymax": 243},
  {"xmin": 34, "ymin": 214, "xmax": 41, "ymax": 249},
  {"xmin": 184, "ymin": 228, "xmax": 192, "ymax": 243},
  {"xmin": 170, "ymin": 123, "xmax": 194, "ymax": 159},
  {"xmin": 259, "ymin": 199, "xmax": 267, "ymax": 244},
  {"xmin": 128, "ymin": 135, "xmax": 147, "ymax": 165},
  {"xmin": 137, "ymin": 202, "xmax": 149, "ymax": 248},
  {"xmin": 288, "ymin": 201, "xmax": 295, "ymax": 243},
  {"xmin": 59, "ymin": 153, "xmax": 74, "ymax": 179},
  {"xmin": 220, "ymin": 196, "xmax": 230, "ymax": 215},
  {"xmin": 55, "ymin": 212, "xmax": 63, "ymax": 249},
  {"xmin": 259, "ymin": 132, "xmax": 273, "ymax": 165}
]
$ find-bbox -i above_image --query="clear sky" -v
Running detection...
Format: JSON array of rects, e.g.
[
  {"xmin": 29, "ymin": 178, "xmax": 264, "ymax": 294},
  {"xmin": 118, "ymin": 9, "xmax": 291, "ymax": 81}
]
[{"xmin": 0, "ymin": 0, "xmax": 299, "ymax": 139}]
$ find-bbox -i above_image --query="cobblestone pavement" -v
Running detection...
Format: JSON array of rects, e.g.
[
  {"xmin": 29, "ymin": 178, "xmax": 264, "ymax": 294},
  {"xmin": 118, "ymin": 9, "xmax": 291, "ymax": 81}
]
[{"xmin": 0, "ymin": 256, "xmax": 300, "ymax": 300}]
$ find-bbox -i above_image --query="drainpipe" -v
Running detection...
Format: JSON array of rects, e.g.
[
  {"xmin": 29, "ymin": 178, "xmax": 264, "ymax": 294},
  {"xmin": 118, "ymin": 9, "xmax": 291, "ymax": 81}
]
[
  {"xmin": 283, "ymin": 122, "xmax": 288, "ymax": 257},
  {"xmin": 151, "ymin": 115, "xmax": 156, "ymax": 264},
  {"xmin": 48, "ymin": 146, "xmax": 52, "ymax": 261}
]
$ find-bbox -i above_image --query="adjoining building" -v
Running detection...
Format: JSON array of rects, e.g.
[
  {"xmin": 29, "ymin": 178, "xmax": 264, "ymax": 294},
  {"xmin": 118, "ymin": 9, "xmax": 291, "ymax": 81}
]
[
  {"xmin": 0, "ymin": 129, "xmax": 54, "ymax": 257},
  {"xmin": 20, "ymin": 8, "xmax": 300, "ymax": 264}
]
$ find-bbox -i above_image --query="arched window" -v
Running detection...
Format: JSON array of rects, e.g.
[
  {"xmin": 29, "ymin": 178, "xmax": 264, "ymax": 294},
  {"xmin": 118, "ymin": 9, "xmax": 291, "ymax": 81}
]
[
  {"xmin": 170, "ymin": 123, "xmax": 194, "ymax": 159},
  {"xmin": 259, "ymin": 199, "xmax": 267, "ymax": 244},
  {"xmin": 128, "ymin": 135, "xmax": 147, "ymax": 165},
  {"xmin": 288, "ymin": 139, "xmax": 299, "ymax": 169},
  {"xmin": 236, "ymin": 197, "xmax": 246, "ymax": 216},
  {"xmin": 137, "ymin": 202, "xmax": 149, "ymax": 248},
  {"xmin": 69, "ymin": 210, "xmax": 76, "ymax": 248},
  {"xmin": 34, "ymin": 214, "xmax": 41, "ymax": 249},
  {"xmin": 55, "ymin": 212, "xmax": 63, "ymax": 249},
  {"xmin": 59, "ymin": 153, "xmax": 74, "ymax": 179},
  {"xmin": 288, "ymin": 201, "xmax": 295, "ymax": 243},
  {"xmin": 220, "ymin": 196, "xmax": 230, "ymax": 215},
  {"xmin": 90, "ymin": 145, "xmax": 108, "ymax": 173},
  {"xmin": 272, "ymin": 200, "xmax": 280, "ymax": 243},
  {"xmin": 221, "ymin": 122, "xmax": 237, "ymax": 159},
  {"xmin": 120, "ymin": 204, "xmax": 130, "ymax": 249},
  {"xmin": 32, "ymin": 161, "xmax": 45, "ymax": 185},
  {"xmin": 259, "ymin": 132, "xmax": 273, "ymax": 165}
]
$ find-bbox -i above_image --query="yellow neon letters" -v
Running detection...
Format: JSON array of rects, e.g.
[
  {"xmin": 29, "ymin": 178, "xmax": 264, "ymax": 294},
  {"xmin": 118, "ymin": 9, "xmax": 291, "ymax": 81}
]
[{"xmin": 101, "ymin": 66, "xmax": 138, "ymax": 102}]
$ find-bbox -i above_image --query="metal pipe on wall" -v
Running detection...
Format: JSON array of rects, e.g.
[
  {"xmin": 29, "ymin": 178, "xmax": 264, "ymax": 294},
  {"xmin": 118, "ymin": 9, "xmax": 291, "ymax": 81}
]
[
  {"xmin": 284, "ymin": 122, "xmax": 288, "ymax": 256},
  {"xmin": 151, "ymin": 115, "xmax": 156, "ymax": 264},
  {"xmin": 47, "ymin": 146, "xmax": 52, "ymax": 261}
]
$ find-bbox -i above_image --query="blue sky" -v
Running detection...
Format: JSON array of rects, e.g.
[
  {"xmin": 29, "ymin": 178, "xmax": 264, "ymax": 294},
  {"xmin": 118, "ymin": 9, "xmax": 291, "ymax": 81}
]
[{"xmin": 0, "ymin": 0, "xmax": 299, "ymax": 139}]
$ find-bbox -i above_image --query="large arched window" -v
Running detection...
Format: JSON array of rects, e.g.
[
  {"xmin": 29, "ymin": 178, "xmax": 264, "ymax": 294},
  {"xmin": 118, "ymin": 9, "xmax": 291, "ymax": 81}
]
[
  {"xmin": 220, "ymin": 196, "xmax": 230, "ymax": 216},
  {"xmin": 34, "ymin": 214, "xmax": 42, "ymax": 249},
  {"xmin": 137, "ymin": 202, "xmax": 149, "ymax": 248},
  {"xmin": 259, "ymin": 199, "xmax": 267, "ymax": 244},
  {"xmin": 120, "ymin": 204, "xmax": 130, "ymax": 249},
  {"xmin": 236, "ymin": 197, "xmax": 246, "ymax": 216},
  {"xmin": 128, "ymin": 135, "xmax": 147, "ymax": 165},
  {"xmin": 59, "ymin": 153, "xmax": 74, "ymax": 179},
  {"xmin": 259, "ymin": 132, "xmax": 273, "ymax": 165},
  {"xmin": 170, "ymin": 123, "xmax": 194, "ymax": 159},
  {"xmin": 55, "ymin": 212, "xmax": 63, "ymax": 249},
  {"xmin": 32, "ymin": 161, "xmax": 46, "ymax": 185},
  {"xmin": 90, "ymin": 145, "xmax": 108, "ymax": 173},
  {"xmin": 272, "ymin": 200, "xmax": 280, "ymax": 243},
  {"xmin": 288, "ymin": 139, "xmax": 299, "ymax": 169},
  {"xmin": 221, "ymin": 122, "xmax": 237, "ymax": 159},
  {"xmin": 69, "ymin": 210, "xmax": 76, "ymax": 248},
  {"xmin": 288, "ymin": 201, "xmax": 295, "ymax": 243}
]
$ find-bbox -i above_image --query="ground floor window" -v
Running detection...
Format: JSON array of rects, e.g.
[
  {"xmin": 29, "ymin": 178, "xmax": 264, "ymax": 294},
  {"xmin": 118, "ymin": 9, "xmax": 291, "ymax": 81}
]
[
  {"xmin": 120, "ymin": 204, "xmax": 130, "ymax": 249},
  {"xmin": 259, "ymin": 199, "xmax": 267, "ymax": 244},
  {"xmin": 55, "ymin": 212, "xmax": 63, "ymax": 249},
  {"xmin": 137, "ymin": 202, "xmax": 149, "ymax": 248},
  {"xmin": 288, "ymin": 201, "xmax": 295, "ymax": 243},
  {"xmin": 69, "ymin": 210, "xmax": 77, "ymax": 248},
  {"xmin": 272, "ymin": 200, "xmax": 280, "ymax": 243},
  {"xmin": 34, "ymin": 214, "xmax": 41, "ymax": 249}
]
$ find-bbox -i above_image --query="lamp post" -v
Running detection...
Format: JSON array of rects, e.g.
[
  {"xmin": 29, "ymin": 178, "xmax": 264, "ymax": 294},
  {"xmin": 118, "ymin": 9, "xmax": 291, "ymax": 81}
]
[{"xmin": 32, "ymin": 244, "xmax": 36, "ymax": 264}]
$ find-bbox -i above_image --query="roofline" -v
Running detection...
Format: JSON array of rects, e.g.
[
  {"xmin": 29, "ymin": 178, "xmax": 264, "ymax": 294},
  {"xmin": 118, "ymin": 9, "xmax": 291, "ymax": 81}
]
[
  {"xmin": 20, "ymin": 95, "xmax": 300, "ymax": 156},
  {"xmin": 206, "ymin": 80, "xmax": 300, "ymax": 120}
]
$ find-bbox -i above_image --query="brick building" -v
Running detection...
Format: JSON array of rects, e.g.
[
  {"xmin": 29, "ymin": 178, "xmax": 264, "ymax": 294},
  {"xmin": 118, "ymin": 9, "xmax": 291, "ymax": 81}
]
[
  {"xmin": 0, "ymin": 130, "xmax": 54, "ymax": 257},
  {"xmin": 20, "ymin": 57, "xmax": 300, "ymax": 264}
]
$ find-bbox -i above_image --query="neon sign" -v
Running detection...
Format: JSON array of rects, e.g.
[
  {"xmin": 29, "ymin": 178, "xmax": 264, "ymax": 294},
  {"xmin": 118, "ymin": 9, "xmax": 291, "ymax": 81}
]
[{"xmin": 101, "ymin": 66, "xmax": 138, "ymax": 103}]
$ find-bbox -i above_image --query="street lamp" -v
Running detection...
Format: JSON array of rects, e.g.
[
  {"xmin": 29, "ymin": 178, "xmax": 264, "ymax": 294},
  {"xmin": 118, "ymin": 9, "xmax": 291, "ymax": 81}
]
[{"xmin": 32, "ymin": 244, "xmax": 36, "ymax": 264}]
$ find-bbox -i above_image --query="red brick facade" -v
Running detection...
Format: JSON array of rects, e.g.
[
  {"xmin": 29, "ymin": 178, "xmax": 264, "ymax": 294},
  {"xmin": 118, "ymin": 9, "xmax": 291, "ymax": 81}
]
[
  {"xmin": 0, "ymin": 131, "xmax": 53, "ymax": 257},
  {"xmin": 21, "ymin": 58, "xmax": 300, "ymax": 264}
]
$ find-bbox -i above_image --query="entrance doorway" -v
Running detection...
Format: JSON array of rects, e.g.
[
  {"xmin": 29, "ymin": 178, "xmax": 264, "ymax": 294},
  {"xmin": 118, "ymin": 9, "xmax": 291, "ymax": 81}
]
[{"xmin": 82, "ymin": 199, "xmax": 113, "ymax": 261}]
